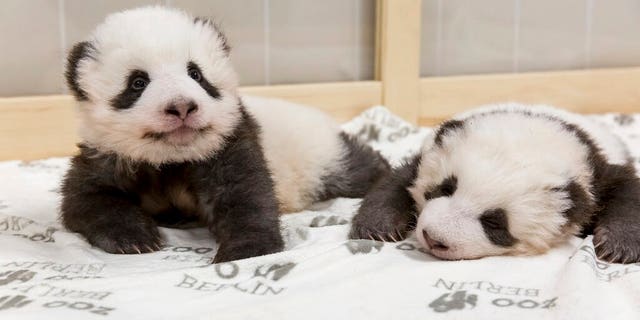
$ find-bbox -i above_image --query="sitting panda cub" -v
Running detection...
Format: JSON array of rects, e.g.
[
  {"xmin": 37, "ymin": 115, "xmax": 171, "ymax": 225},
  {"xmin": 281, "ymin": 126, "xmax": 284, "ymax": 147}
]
[
  {"xmin": 61, "ymin": 7, "xmax": 389, "ymax": 263},
  {"xmin": 351, "ymin": 103, "xmax": 640, "ymax": 264}
]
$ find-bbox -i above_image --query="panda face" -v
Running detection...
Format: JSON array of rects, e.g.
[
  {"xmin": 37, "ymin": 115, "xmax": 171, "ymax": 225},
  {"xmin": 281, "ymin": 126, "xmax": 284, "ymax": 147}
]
[
  {"xmin": 66, "ymin": 7, "xmax": 241, "ymax": 164},
  {"xmin": 408, "ymin": 113, "xmax": 595, "ymax": 260}
]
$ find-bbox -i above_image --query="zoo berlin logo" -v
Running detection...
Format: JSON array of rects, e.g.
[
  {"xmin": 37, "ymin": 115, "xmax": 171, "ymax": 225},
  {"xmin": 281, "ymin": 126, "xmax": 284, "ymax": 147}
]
[
  {"xmin": 427, "ymin": 278, "xmax": 557, "ymax": 313},
  {"xmin": 176, "ymin": 262, "xmax": 296, "ymax": 296},
  {"xmin": 0, "ymin": 269, "xmax": 115, "ymax": 315}
]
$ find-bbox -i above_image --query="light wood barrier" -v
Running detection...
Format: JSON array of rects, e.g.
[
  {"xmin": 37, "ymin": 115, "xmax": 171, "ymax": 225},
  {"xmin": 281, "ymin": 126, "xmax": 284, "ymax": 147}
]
[
  {"xmin": 419, "ymin": 67, "xmax": 640, "ymax": 126},
  {"xmin": 1, "ymin": 1, "xmax": 639, "ymax": 161},
  {"xmin": 0, "ymin": 82, "xmax": 383, "ymax": 161}
]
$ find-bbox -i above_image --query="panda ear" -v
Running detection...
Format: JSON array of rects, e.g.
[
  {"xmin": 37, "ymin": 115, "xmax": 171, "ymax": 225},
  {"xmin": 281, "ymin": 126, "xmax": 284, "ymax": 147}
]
[
  {"xmin": 65, "ymin": 41, "xmax": 94, "ymax": 101},
  {"xmin": 434, "ymin": 119, "xmax": 465, "ymax": 147},
  {"xmin": 193, "ymin": 17, "xmax": 231, "ymax": 55}
]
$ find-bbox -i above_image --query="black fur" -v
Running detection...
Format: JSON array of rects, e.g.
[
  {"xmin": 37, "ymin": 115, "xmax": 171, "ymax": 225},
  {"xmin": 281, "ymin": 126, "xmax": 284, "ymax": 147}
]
[
  {"xmin": 110, "ymin": 70, "xmax": 149, "ymax": 110},
  {"xmin": 351, "ymin": 108, "xmax": 640, "ymax": 263},
  {"xmin": 479, "ymin": 208, "xmax": 517, "ymax": 247},
  {"xmin": 456, "ymin": 110, "xmax": 640, "ymax": 263},
  {"xmin": 349, "ymin": 118, "xmax": 462, "ymax": 243},
  {"xmin": 187, "ymin": 61, "xmax": 221, "ymax": 99},
  {"xmin": 61, "ymin": 105, "xmax": 284, "ymax": 263},
  {"xmin": 555, "ymin": 120, "xmax": 640, "ymax": 263},
  {"xmin": 349, "ymin": 155, "xmax": 421, "ymax": 241},
  {"xmin": 587, "ymin": 162, "xmax": 640, "ymax": 263},
  {"xmin": 434, "ymin": 119, "xmax": 465, "ymax": 146},
  {"xmin": 318, "ymin": 133, "xmax": 391, "ymax": 201},
  {"xmin": 153, "ymin": 209, "xmax": 203, "ymax": 229},
  {"xmin": 456, "ymin": 109, "xmax": 640, "ymax": 262},
  {"xmin": 559, "ymin": 180, "xmax": 596, "ymax": 228},
  {"xmin": 65, "ymin": 41, "xmax": 95, "ymax": 101}
]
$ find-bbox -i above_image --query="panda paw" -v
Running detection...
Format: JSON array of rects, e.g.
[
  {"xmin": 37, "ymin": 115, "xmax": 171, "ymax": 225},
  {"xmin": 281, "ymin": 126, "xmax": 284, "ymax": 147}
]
[
  {"xmin": 349, "ymin": 209, "xmax": 412, "ymax": 242},
  {"xmin": 213, "ymin": 234, "xmax": 284, "ymax": 263},
  {"xmin": 593, "ymin": 226, "xmax": 640, "ymax": 264},
  {"xmin": 87, "ymin": 220, "xmax": 163, "ymax": 254}
]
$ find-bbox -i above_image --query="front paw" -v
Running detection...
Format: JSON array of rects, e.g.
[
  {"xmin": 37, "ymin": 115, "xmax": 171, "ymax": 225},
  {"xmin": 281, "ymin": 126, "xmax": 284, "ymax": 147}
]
[
  {"xmin": 213, "ymin": 235, "xmax": 284, "ymax": 263},
  {"xmin": 349, "ymin": 209, "xmax": 411, "ymax": 242},
  {"xmin": 594, "ymin": 226, "xmax": 640, "ymax": 264},
  {"xmin": 86, "ymin": 220, "xmax": 163, "ymax": 254}
]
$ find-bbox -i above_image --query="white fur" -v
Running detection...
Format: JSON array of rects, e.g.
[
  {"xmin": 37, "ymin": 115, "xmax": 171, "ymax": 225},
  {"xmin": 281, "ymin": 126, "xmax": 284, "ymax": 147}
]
[
  {"xmin": 242, "ymin": 96, "xmax": 345, "ymax": 212},
  {"xmin": 72, "ymin": 7, "xmax": 347, "ymax": 212},
  {"xmin": 409, "ymin": 103, "xmax": 629, "ymax": 260},
  {"xmin": 75, "ymin": 7, "xmax": 241, "ymax": 164},
  {"xmin": 455, "ymin": 104, "xmax": 629, "ymax": 165}
]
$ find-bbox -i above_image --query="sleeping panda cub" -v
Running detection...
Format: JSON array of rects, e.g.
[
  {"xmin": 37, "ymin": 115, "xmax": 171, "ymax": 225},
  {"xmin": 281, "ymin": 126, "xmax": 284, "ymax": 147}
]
[
  {"xmin": 350, "ymin": 103, "xmax": 640, "ymax": 264},
  {"xmin": 61, "ymin": 7, "xmax": 389, "ymax": 263}
]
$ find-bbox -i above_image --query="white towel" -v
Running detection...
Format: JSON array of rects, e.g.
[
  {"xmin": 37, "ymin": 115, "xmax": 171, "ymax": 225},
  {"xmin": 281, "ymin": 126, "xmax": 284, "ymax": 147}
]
[{"xmin": 0, "ymin": 106, "xmax": 639, "ymax": 320}]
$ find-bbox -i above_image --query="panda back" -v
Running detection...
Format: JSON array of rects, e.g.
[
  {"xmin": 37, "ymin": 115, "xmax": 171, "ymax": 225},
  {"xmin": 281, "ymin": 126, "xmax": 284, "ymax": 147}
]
[
  {"xmin": 242, "ymin": 95, "xmax": 345, "ymax": 212},
  {"xmin": 454, "ymin": 103, "xmax": 630, "ymax": 166}
]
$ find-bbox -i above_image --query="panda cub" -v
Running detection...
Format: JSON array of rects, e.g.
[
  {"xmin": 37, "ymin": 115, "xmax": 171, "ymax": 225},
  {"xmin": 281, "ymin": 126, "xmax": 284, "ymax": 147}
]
[
  {"xmin": 351, "ymin": 103, "xmax": 640, "ymax": 264},
  {"xmin": 61, "ymin": 7, "xmax": 389, "ymax": 263}
]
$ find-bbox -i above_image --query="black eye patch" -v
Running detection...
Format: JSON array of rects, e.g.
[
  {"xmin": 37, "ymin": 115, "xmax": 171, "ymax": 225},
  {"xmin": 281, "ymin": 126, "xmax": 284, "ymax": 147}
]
[
  {"xmin": 187, "ymin": 61, "xmax": 221, "ymax": 99},
  {"xmin": 110, "ymin": 70, "xmax": 149, "ymax": 110},
  {"xmin": 424, "ymin": 176, "xmax": 458, "ymax": 200},
  {"xmin": 479, "ymin": 208, "xmax": 517, "ymax": 247}
]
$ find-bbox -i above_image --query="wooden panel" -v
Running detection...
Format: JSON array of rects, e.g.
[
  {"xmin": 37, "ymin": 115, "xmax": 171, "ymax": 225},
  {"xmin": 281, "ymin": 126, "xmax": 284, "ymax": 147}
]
[
  {"xmin": 0, "ymin": 95, "xmax": 77, "ymax": 161},
  {"xmin": 419, "ymin": 67, "xmax": 640, "ymax": 126},
  {"xmin": 376, "ymin": 0, "xmax": 421, "ymax": 123},
  {"xmin": 0, "ymin": 81, "xmax": 382, "ymax": 161},
  {"xmin": 240, "ymin": 81, "xmax": 382, "ymax": 121}
]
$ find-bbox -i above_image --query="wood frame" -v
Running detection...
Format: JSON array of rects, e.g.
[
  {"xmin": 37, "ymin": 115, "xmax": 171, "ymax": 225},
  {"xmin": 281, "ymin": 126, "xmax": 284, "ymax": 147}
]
[
  {"xmin": 419, "ymin": 67, "xmax": 640, "ymax": 126},
  {"xmin": 376, "ymin": 0, "xmax": 421, "ymax": 123},
  {"xmin": 1, "ymin": 0, "xmax": 639, "ymax": 161}
]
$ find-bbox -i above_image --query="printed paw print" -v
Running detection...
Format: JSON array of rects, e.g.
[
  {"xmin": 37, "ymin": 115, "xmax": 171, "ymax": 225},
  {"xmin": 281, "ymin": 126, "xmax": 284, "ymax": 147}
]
[
  {"xmin": 309, "ymin": 215, "xmax": 348, "ymax": 227},
  {"xmin": 428, "ymin": 291, "xmax": 477, "ymax": 313},
  {"xmin": 0, "ymin": 295, "xmax": 32, "ymax": 311},
  {"xmin": 0, "ymin": 270, "xmax": 36, "ymax": 286},
  {"xmin": 357, "ymin": 124, "xmax": 381, "ymax": 142}
]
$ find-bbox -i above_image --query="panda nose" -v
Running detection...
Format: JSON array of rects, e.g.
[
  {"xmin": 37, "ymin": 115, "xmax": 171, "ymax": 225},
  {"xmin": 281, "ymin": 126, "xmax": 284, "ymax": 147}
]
[
  {"xmin": 165, "ymin": 101, "xmax": 198, "ymax": 119},
  {"xmin": 422, "ymin": 229, "xmax": 449, "ymax": 251}
]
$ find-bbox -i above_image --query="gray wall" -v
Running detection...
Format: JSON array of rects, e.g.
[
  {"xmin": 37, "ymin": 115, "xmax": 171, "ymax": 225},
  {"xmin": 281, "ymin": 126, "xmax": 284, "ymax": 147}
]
[
  {"xmin": 421, "ymin": 0, "xmax": 640, "ymax": 76},
  {"xmin": 1, "ymin": 0, "xmax": 639, "ymax": 97},
  {"xmin": 0, "ymin": 0, "xmax": 375, "ymax": 97}
]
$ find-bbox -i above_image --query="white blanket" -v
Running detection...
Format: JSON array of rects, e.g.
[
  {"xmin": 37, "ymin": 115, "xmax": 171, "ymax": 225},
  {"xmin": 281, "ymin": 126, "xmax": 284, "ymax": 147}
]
[{"xmin": 0, "ymin": 107, "xmax": 639, "ymax": 319}]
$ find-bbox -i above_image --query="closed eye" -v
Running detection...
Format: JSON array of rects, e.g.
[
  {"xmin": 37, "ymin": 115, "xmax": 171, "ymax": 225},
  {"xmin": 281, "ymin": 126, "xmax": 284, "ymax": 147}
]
[
  {"xmin": 440, "ymin": 179, "xmax": 456, "ymax": 196},
  {"xmin": 480, "ymin": 212, "xmax": 504, "ymax": 229},
  {"xmin": 479, "ymin": 208, "xmax": 517, "ymax": 247},
  {"xmin": 424, "ymin": 175, "xmax": 458, "ymax": 200}
]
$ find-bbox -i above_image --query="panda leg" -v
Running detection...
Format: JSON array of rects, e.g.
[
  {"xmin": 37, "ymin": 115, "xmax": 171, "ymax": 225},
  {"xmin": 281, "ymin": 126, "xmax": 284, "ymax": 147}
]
[
  {"xmin": 153, "ymin": 209, "xmax": 204, "ymax": 229},
  {"xmin": 593, "ymin": 165, "xmax": 640, "ymax": 264},
  {"xmin": 349, "ymin": 156, "xmax": 420, "ymax": 242},
  {"xmin": 316, "ymin": 133, "xmax": 390, "ymax": 200}
]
